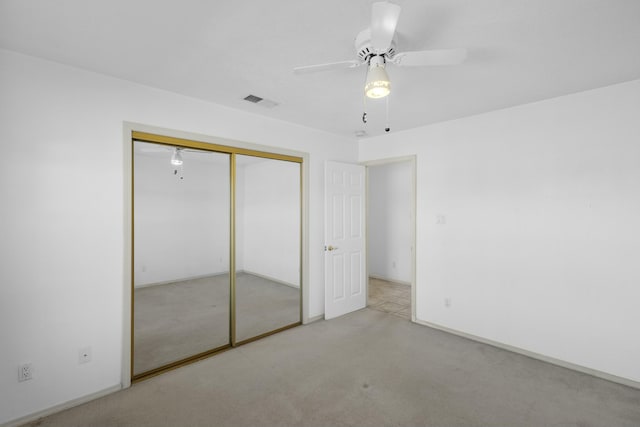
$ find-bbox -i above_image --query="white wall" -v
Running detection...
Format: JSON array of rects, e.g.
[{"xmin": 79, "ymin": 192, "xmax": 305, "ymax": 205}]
[
  {"xmin": 134, "ymin": 147, "xmax": 230, "ymax": 286},
  {"xmin": 239, "ymin": 158, "xmax": 300, "ymax": 286},
  {"xmin": 0, "ymin": 48, "xmax": 357, "ymax": 425},
  {"xmin": 367, "ymin": 161, "xmax": 412, "ymax": 283},
  {"xmin": 359, "ymin": 79, "xmax": 640, "ymax": 384}
]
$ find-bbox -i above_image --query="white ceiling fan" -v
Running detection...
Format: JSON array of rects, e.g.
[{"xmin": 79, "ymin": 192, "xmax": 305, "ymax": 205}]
[
  {"xmin": 294, "ymin": 1, "xmax": 467, "ymax": 101},
  {"xmin": 136, "ymin": 144, "xmax": 213, "ymax": 166}
]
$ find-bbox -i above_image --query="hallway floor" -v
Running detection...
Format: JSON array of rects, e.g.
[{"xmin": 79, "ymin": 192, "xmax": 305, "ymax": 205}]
[{"xmin": 368, "ymin": 278, "xmax": 411, "ymax": 319}]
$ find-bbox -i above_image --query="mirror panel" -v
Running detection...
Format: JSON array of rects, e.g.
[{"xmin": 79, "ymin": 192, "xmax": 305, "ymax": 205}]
[
  {"xmin": 133, "ymin": 141, "xmax": 230, "ymax": 376},
  {"xmin": 235, "ymin": 155, "xmax": 301, "ymax": 343}
]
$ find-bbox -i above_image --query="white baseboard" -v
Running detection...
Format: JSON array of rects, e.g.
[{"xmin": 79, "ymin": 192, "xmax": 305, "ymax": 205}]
[
  {"xmin": 305, "ymin": 314, "xmax": 324, "ymax": 324},
  {"xmin": 135, "ymin": 272, "xmax": 228, "ymax": 288},
  {"xmin": 239, "ymin": 270, "xmax": 299, "ymax": 289},
  {"xmin": 1, "ymin": 384, "xmax": 122, "ymax": 427},
  {"xmin": 136, "ymin": 271, "xmax": 299, "ymax": 289},
  {"xmin": 368, "ymin": 275, "xmax": 411, "ymax": 286},
  {"xmin": 414, "ymin": 318, "xmax": 640, "ymax": 390}
]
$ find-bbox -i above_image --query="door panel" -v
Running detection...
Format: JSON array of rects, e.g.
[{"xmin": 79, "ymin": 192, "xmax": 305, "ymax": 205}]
[
  {"xmin": 350, "ymin": 252, "xmax": 362, "ymax": 295},
  {"xmin": 324, "ymin": 161, "xmax": 366, "ymax": 319}
]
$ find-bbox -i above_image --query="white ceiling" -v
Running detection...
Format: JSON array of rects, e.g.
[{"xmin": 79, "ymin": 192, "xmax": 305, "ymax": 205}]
[{"xmin": 1, "ymin": 0, "xmax": 639, "ymax": 139}]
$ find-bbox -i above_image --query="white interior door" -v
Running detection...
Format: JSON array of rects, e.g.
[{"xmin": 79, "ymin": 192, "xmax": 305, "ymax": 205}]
[{"xmin": 324, "ymin": 161, "xmax": 366, "ymax": 319}]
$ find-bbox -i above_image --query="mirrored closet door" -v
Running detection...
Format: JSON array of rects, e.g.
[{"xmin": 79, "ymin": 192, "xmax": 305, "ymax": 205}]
[
  {"xmin": 133, "ymin": 141, "xmax": 230, "ymax": 378},
  {"xmin": 132, "ymin": 133, "xmax": 303, "ymax": 380},
  {"xmin": 234, "ymin": 155, "xmax": 301, "ymax": 343}
]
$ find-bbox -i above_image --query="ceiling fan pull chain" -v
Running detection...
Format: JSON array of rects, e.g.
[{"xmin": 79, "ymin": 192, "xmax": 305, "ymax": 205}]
[
  {"xmin": 362, "ymin": 90, "xmax": 368, "ymax": 124},
  {"xmin": 385, "ymin": 96, "xmax": 390, "ymax": 132}
]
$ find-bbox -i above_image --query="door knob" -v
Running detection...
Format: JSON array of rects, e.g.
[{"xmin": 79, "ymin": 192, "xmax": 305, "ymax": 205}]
[{"xmin": 325, "ymin": 245, "xmax": 339, "ymax": 251}]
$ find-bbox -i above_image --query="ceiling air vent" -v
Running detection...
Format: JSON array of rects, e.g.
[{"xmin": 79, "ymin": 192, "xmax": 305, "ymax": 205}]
[
  {"xmin": 243, "ymin": 94, "xmax": 279, "ymax": 109},
  {"xmin": 243, "ymin": 94, "xmax": 263, "ymax": 103}
]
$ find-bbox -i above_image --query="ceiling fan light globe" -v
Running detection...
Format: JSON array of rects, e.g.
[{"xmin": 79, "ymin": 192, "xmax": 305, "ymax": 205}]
[
  {"xmin": 365, "ymin": 65, "xmax": 391, "ymax": 98},
  {"xmin": 171, "ymin": 149, "xmax": 183, "ymax": 166},
  {"xmin": 365, "ymin": 82, "xmax": 390, "ymax": 98}
]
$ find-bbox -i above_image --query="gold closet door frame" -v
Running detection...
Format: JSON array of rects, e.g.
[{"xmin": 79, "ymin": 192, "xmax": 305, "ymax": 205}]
[{"xmin": 131, "ymin": 131, "xmax": 303, "ymax": 382}]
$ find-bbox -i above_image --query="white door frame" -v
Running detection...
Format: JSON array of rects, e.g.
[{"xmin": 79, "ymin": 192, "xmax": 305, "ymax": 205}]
[{"xmin": 363, "ymin": 156, "xmax": 417, "ymax": 322}]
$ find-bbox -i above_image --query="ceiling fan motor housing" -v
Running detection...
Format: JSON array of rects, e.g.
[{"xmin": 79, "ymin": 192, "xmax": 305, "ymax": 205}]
[{"xmin": 355, "ymin": 28, "xmax": 396, "ymax": 63}]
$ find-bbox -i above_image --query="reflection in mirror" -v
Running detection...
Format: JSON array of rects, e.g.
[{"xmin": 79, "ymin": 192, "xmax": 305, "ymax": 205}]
[
  {"xmin": 235, "ymin": 155, "xmax": 301, "ymax": 343},
  {"xmin": 133, "ymin": 141, "xmax": 230, "ymax": 376}
]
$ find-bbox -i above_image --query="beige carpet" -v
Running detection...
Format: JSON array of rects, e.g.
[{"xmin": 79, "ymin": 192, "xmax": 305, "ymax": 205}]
[
  {"xmin": 26, "ymin": 308, "xmax": 640, "ymax": 427},
  {"xmin": 134, "ymin": 272, "xmax": 300, "ymax": 375}
]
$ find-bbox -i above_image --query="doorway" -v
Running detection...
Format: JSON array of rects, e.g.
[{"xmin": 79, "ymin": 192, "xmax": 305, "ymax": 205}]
[
  {"xmin": 130, "ymin": 132, "xmax": 303, "ymax": 381},
  {"xmin": 366, "ymin": 158, "xmax": 416, "ymax": 321}
]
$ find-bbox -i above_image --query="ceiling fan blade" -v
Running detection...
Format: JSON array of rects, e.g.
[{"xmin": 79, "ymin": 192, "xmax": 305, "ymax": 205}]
[
  {"xmin": 293, "ymin": 60, "xmax": 363, "ymax": 74},
  {"xmin": 370, "ymin": 1, "xmax": 401, "ymax": 53},
  {"xmin": 392, "ymin": 48, "xmax": 467, "ymax": 67}
]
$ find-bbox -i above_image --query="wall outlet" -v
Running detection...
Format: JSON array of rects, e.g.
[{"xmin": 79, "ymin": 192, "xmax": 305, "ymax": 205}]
[
  {"xmin": 436, "ymin": 214, "xmax": 447, "ymax": 225},
  {"xmin": 392, "ymin": 261, "xmax": 397, "ymax": 268},
  {"xmin": 78, "ymin": 346, "xmax": 92, "ymax": 364},
  {"xmin": 444, "ymin": 297, "xmax": 452, "ymax": 308},
  {"xmin": 18, "ymin": 363, "xmax": 33, "ymax": 382}
]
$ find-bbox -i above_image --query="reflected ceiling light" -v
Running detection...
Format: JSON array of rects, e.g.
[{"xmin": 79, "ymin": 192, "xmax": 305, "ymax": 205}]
[
  {"xmin": 364, "ymin": 55, "xmax": 390, "ymax": 99},
  {"xmin": 170, "ymin": 148, "xmax": 183, "ymax": 166}
]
